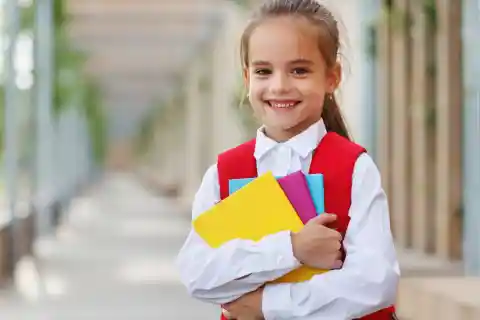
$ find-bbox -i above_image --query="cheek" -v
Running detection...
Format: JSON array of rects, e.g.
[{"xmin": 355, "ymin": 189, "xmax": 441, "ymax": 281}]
[
  {"xmin": 299, "ymin": 85, "xmax": 325, "ymax": 102},
  {"xmin": 249, "ymin": 80, "xmax": 266, "ymax": 101},
  {"xmin": 297, "ymin": 88, "xmax": 326, "ymax": 114},
  {"xmin": 296, "ymin": 77, "xmax": 327, "ymax": 99}
]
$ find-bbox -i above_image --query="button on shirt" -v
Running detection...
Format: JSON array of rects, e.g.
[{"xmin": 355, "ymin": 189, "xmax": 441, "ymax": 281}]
[{"xmin": 176, "ymin": 120, "xmax": 400, "ymax": 319}]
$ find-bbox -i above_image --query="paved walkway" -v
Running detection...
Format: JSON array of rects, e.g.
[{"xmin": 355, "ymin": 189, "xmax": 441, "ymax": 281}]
[{"xmin": 0, "ymin": 173, "xmax": 218, "ymax": 319}]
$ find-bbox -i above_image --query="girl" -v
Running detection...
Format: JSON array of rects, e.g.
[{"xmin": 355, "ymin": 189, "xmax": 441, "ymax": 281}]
[{"xmin": 176, "ymin": 0, "xmax": 400, "ymax": 319}]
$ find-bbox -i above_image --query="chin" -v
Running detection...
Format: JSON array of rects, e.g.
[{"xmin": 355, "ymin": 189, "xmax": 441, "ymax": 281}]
[{"xmin": 265, "ymin": 121, "xmax": 301, "ymax": 133}]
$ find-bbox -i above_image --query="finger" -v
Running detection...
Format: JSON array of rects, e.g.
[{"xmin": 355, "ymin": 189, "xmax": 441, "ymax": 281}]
[
  {"xmin": 226, "ymin": 309, "xmax": 241, "ymax": 320},
  {"xmin": 335, "ymin": 250, "xmax": 342, "ymax": 260},
  {"xmin": 333, "ymin": 240, "xmax": 342, "ymax": 251},
  {"xmin": 312, "ymin": 213, "xmax": 337, "ymax": 225},
  {"xmin": 327, "ymin": 229, "xmax": 343, "ymax": 241},
  {"xmin": 332, "ymin": 259, "xmax": 343, "ymax": 269},
  {"xmin": 222, "ymin": 308, "xmax": 234, "ymax": 319}
]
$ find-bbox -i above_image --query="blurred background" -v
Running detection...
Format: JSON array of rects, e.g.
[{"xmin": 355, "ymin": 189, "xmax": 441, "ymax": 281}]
[{"xmin": 0, "ymin": 0, "xmax": 478, "ymax": 319}]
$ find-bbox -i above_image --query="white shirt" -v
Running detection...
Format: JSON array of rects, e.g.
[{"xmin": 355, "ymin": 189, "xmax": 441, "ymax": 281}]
[{"xmin": 176, "ymin": 120, "xmax": 400, "ymax": 320}]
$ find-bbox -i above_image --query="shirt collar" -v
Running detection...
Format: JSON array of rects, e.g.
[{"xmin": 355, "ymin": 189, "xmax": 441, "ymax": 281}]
[{"xmin": 254, "ymin": 119, "xmax": 327, "ymax": 160}]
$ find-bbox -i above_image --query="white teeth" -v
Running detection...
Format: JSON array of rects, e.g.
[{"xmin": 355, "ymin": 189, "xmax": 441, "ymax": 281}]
[{"xmin": 270, "ymin": 102, "xmax": 296, "ymax": 108}]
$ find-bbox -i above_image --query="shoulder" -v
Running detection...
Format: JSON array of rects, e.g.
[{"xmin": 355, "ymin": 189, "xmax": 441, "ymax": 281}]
[
  {"xmin": 202, "ymin": 163, "xmax": 219, "ymax": 181},
  {"xmin": 217, "ymin": 139, "xmax": 256, "ymax": 174},
  {"xmin": 313, "ymin": 133, "xmax": 366, "ymax": 172},
  {"xmin": 352, "ymin": 153, "xmax": 383, "ymax": 189},
  {"xmin": 322, "ymin": 132, "xmax": 366, "ymax": 156},
  {"xmin": 217, "ymin": 139, "xmax": 256, "ymax": 162}
]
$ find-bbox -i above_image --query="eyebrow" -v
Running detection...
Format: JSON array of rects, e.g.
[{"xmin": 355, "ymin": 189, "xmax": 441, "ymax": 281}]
[
  {"xmin": 250, "ymin": 59, "xmax": 314, "ymax": 66},
  {"xmin": 251, "ymin": 60, "xmax": 271, "ymax": 66},
  {"xmin": 289, "ymin": 59, "xmax": 314, "ymax": 65}
]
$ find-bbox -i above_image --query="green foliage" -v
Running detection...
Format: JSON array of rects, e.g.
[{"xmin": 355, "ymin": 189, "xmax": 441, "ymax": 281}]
[
  {"xmin": 422, "ymin": 0, "xmax": 437, "ymax": 30},
  {"xmin": 229, "ymin": 0, "xmax": 250, "ymax": 8},
  {"xmin": 384, "ymin": 5, "xmax": 412, "ymax": 33},
  {"xmin": 366, "ymin": 24, "xmax": 377, "ymax": 60},
  {"xmin": 53, "ymin": 29, "xmax": 88, "ymax": 115},
  {"xmin": 380, "ymin": 0, "xmax": 437, "ymax": 33},
  {"xmin": 83, "ymin": 79, "xmax": 107, "ymax": 162}
]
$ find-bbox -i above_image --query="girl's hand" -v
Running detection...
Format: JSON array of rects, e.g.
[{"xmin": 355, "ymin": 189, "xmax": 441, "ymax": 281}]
[
  {"xmin": 223, "ymin": 287, "xmax": 265, "ymax": 320},
  {"xmin": 222, "ymin": 308, "xmax": 235, "ymax": 319},
  {"xmin": 291, "ymin": 213, "xmax": 343, "ymax": 269}
]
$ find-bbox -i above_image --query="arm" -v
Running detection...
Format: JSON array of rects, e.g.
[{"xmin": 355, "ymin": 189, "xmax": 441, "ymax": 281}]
[
  {"xmin": 261, "ymin": 154, "xmax": 400, "ymax": 319},
  {"xmin": 175, "ymin": 164, "xmax": 301, "ymax": 305}
]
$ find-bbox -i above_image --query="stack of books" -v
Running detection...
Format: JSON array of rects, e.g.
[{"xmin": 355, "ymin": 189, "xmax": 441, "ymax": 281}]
[{"xmin": 193, "ymin": 170, "xmax": 326, "ymax": 283}]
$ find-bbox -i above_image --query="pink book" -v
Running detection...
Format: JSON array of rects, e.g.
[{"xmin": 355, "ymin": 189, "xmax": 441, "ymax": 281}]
[{"xmin": 278, "ymin": 171, "xmax": 317, "ymax": 224}]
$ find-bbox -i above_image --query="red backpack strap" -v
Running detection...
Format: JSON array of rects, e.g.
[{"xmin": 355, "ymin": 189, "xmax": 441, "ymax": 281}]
[
  {"xmin": 310, "ymin": 132, "xmax": 366, "ymax": 175},
  {"xmin": 217, "ymin": 139, "xmax": 258, "ymax": 200},
  {"xmin": 308, "ymin": 132, "xmax": 366, "ymax": 235},
  {"xmin": 310, "ymin": 132, "xmax": 366, "ymax": 232}
]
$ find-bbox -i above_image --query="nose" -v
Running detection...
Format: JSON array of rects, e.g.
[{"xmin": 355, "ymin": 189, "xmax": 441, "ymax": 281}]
[{"xmin": 270, "ymin": 72, "xmax": 291, "ymax": 94}]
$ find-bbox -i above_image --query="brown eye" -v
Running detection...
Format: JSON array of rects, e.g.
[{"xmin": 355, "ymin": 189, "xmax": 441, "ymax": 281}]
[
  {"xmin": 292, "ymin": 68, "xmax": 310, "ymax": 75},
  {"xmin": 254, "ymin": 68, "xmax": 271, "ymax": 76}
]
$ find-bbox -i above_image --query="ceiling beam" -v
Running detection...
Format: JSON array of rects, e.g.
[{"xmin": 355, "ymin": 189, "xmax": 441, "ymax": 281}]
[
  {"xmin": 67, "ymin": 0, "xmax": 217, "ymax": 11},
  {"xmin": 68, "ymin": 19, "xmax": 211, "ymax": 37},
  {"xmin": 71, "ymin": 34, "xmax": 206, "ymax": 49}
]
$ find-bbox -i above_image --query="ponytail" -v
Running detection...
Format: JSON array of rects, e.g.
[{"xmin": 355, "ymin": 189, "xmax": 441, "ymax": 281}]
[{"xmin": 322, "ymin": 94, "xmax": 351, "ymax": 140}]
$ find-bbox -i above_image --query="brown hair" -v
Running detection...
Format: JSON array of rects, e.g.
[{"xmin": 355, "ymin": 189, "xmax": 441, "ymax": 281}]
[{"xmin": 240, "ymin": 0, "xmax": 351, "ymax": 140}]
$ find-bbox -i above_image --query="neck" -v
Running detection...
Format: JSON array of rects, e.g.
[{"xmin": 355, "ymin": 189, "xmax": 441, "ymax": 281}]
[{"xmin": 263, "ymin": 116, "xmax": 321, "ymax": 142}]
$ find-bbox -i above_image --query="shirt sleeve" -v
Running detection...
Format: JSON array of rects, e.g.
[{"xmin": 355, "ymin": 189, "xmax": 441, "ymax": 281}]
[
  {"xmin": 175, "ymin": 164, "xmax": 301, "ymax": 305},
  {"xmin": 261, "ymin": 153, "xmax": 400, "ymax": 319}
]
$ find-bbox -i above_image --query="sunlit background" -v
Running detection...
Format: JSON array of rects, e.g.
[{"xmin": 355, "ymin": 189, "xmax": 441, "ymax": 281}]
[{"xmin": 0, "ymin": 0, "xmax": 478, "ymax": 319}]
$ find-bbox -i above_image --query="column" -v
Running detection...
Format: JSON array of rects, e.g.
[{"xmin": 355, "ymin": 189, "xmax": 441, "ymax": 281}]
[
  {"xmin": 390, "ymin": 0, "xmax": 411, "ymax": 248},
  {"xmin": 462, "ymin": 0, "xmax": 480, "ymax": 275},
  {"xmin": 183, "ymin": 61, "xmax": 203, "ymax": 205},
  {"xmin": 198, "ymin": 51, "xmax": 214, "ymax": 171},
  {"xmin": 34, "ymin": 0, "xmax": 55, "ymax": 235},
  {"xmin": 211, "ymin": 3, "xmax": 246, "ymax": 157},
  {"xmin": 434, "ymin": 0, "xmax": 462, "ymax": 259},
  {"xmin": 4, "ymin": 0, "xmax": 20, "ymax": 266},
  {"xmin": 157, "ymin": 96, "xmax": 186, "ymax": 194},
  {"xmin": 335, "ymin": 0, "xmax": 367, "ymax": 144},
  {"xmin": 150, "ymin": 105, "xmax": 169, "ymax": 184},
  {"xmin": 376, "ymin": 0, "xmax": 393, "ymax": 209},
  {"xmin": 360, "ymin": 0, "xmax": 382, "ymax": 156},
  {"xmin": 409, "ymin": 0, "xmax": 430, "ymax": 252}
]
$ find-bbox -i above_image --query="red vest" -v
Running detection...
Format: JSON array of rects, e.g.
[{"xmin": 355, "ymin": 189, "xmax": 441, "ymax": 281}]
[{"xmin": 217, "ymin": 132, "xmax": 395, "ymax": 320}]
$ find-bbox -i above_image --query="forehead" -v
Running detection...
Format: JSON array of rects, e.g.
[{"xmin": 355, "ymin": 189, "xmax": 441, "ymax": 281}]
[{"xmin": 248, "ymin": 16, "xmax": 322, "ymax": 63}]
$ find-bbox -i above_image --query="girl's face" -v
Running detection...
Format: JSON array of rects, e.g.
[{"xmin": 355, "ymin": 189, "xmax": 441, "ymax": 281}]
[{"xmin": 244, "ymin": 16, "xmax": 340, "ymax": 141}]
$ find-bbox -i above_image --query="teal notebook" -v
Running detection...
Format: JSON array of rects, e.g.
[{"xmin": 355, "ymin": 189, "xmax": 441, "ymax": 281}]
[{"xmin": 229, "ymin": 173, "xmax": 324, "ymax": 214}]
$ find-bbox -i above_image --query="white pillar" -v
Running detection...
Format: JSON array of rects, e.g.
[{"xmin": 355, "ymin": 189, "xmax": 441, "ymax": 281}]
[
  {"xmin": 211, "ymin": 4, "xmax": 247, "ymax": 157},
  {"xmin": 183, "ymin": 62, "xmax": 204, "ymax": 204},
  {"xmin": 161, "ymin": 101, "xmax": 186, "ymax": 191},
  {"xmin": 330, "ymin": 1, "xmax": 367, "ymax": 144},
  {"xmin": 462, "ymin": 0, "xmax": 480, "ymax": 275},
  {"xmin": 34, "ymin": 0, "xmax": 55, "ymax": 235}
]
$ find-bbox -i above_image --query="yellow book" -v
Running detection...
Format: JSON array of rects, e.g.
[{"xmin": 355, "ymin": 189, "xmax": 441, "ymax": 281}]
[{"xmin": 193, "ymin": 171, "xmax": 327, "ymax": 283}]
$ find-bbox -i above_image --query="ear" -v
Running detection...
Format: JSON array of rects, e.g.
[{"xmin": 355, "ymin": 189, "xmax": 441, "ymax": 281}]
[
  {"xmin": 243, "ymin": 67, "xmax": 250, "ymax": 89},
  {"xmin": 326, "ymin": 62, "xmax": 342, "ymax": 93}
]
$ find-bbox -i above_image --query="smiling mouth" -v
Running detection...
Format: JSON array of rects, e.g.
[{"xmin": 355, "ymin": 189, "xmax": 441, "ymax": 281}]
[{"xmin": 266, "ymin": 100, "xmax": 301, "ymax": 109}]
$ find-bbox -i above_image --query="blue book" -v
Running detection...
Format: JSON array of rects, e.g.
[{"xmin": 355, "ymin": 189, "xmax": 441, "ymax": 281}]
[{"xmin": 229, "ymin": 173, "xmax": 324, "ymax": 214}]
